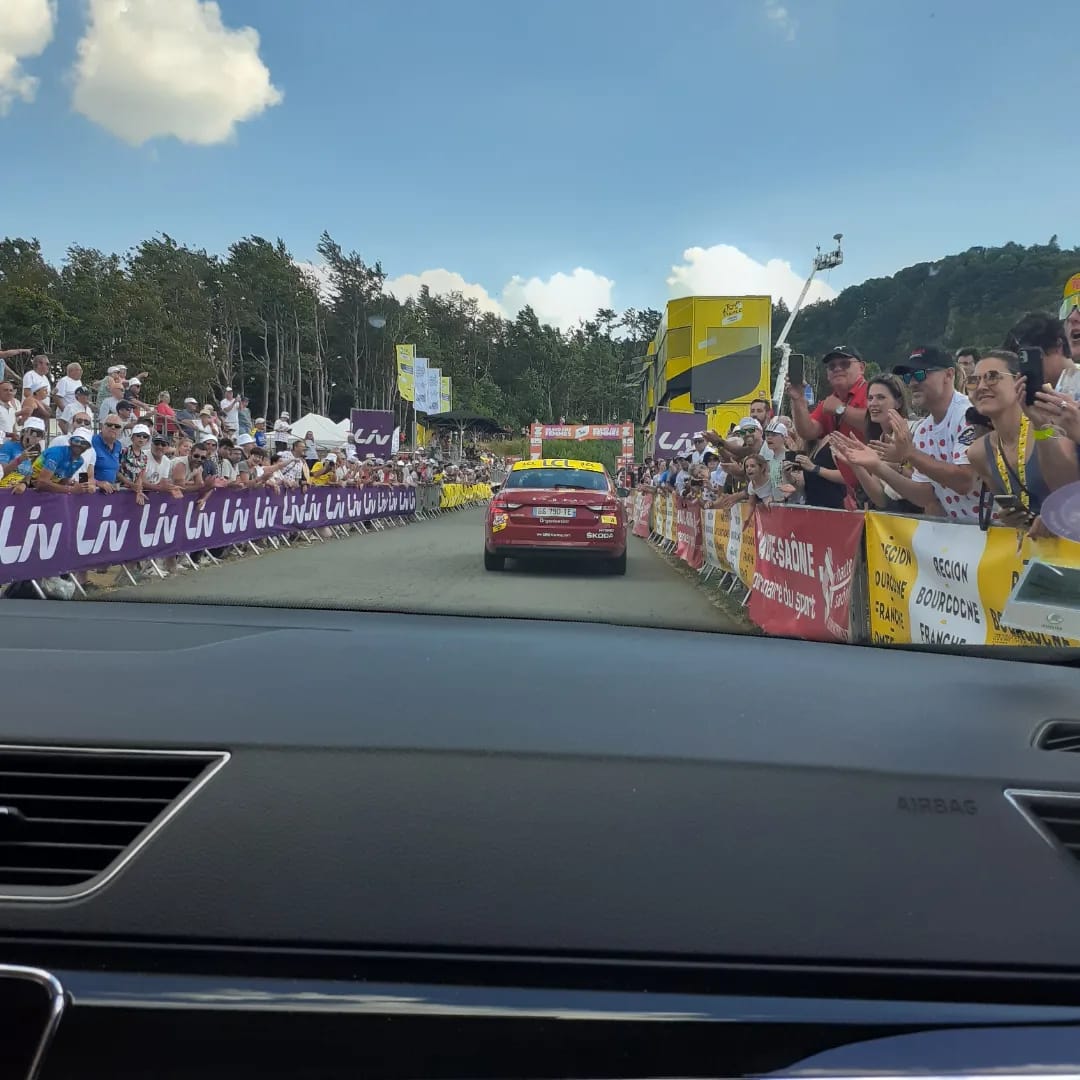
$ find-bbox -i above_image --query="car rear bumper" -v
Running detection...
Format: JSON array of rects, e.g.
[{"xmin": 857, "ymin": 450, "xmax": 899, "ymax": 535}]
[{"xmin": 486, "ymin": 538, "xmax": 626, "ymax": 558}]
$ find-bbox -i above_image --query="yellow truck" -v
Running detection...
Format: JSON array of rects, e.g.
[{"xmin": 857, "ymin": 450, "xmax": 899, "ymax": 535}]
[{"xmin": 640, "ymin": 295, "xmax": 772, "ymax": 443}]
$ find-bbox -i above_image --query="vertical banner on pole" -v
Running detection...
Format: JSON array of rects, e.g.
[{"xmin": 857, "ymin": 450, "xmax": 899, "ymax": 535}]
[
  {"xmin": 529, "ymin": 423, "xmax": 543, "ymax": 459},
  {"xmin": 396, "ymin": 345, "xmax": 415, "ymax": 401}
]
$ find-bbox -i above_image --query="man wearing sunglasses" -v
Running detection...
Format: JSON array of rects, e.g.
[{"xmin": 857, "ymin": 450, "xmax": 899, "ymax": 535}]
[
  {"xmin": 90, "ymin": 413, "xmax": 124, "ymax": 493},
  {"xmin": 787, "ymin": 345, "xmax": 869, "ymax": 444},
  {"xmin": 878, "ymin": 346, "xmax": 982, "ymax": 523},
  {"xmin": 31, "ymin": 428, "xmax": 94, "ymax": 494}
]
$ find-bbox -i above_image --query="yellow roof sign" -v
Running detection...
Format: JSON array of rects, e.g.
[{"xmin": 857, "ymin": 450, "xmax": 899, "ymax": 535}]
[{"xmin": 511, "ymin": 458, "xmax": 605, "ymax": 473}]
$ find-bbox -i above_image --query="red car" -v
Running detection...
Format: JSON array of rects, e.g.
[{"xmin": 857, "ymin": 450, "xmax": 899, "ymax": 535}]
[{"xmin": 484, "ymin": 458, "xmax": 628, "ymax": 574}]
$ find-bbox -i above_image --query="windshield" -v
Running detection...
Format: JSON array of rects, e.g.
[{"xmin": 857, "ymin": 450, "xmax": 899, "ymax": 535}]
[
  {"xmin": 2, "ymin": 1, "xmax": 1079, "ymax": 660},
  {"xmin": 504, "ymin": 469, "xmax": 609, "ymax": 492}
]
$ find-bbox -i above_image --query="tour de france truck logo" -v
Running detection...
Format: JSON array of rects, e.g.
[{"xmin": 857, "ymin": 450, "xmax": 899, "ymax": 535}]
[{"xmin": 722, "ymin": 301, "xmax": 744, "ymax": 326}]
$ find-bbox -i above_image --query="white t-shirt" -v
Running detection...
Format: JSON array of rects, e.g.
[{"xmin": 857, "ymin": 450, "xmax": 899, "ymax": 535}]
[
  {"xmin": 143, "ymin": 453, "xmax": 173, "ymax": 485},
  {"xmin": 22, "ymin": 370, "xmax": 49, "ymax": 396},
  {"xmin": 0, "ymin": 399, "xmax": 17, "ymax": 438},
  {"xmin": 219, "ymin": 397, "xmax": 240, "ymax": 430},
  {"xmin": 54, "ymin": 375, "xmax": 82, "ymax": 409},
  {"xmin": 1056, "ymin": 364, "xmax": 1080, "ymax": 401},
  {"xmin": 750, "ymin": 477, "xmax": 776, "ymax": 502},
  {"xmin": 61, "ymin": 402, "xmax": 93, "ymax": 428},
  {"xmin": 912, "ymin": 390, "xmax": 982, "ymax": 523}
]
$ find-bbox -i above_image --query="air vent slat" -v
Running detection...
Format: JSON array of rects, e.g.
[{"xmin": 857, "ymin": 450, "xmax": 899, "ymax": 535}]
[
  {"xmin": 0, "ymin": 747, "xmax": 225, "ymax": 894},
  {"xmin": 1036, "ymin": 722, "xmax": 1080, "ymax": 753}
]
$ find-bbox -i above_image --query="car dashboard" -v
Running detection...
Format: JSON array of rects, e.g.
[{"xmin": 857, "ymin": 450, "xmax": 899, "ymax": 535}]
[{"xmin": 1, "ymin": 600, "xmax": 1080, "ymax": 1078}]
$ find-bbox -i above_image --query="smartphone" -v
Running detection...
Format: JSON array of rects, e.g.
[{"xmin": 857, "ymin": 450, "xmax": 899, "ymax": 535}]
[
  {"xmin": 78, "ymin": 472, "xmax": 88, "ymax": 483},
  {"xmin": 784, "ymin": 450, "xmax": 799, "ymax": 462},
  {"xmin": 993, "ymin": 494, "xmax": 1030, "ymax": 516},
  {"xmin": 1017, "ymin": 346, "xmax": 1044, "ymax": 405},
  {"xmin": 788, "ymin": 353, "xmax": 805, "ymax": 386}
]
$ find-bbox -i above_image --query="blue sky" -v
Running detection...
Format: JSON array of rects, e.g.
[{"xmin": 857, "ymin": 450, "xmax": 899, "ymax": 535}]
[{"xmin": 3, "ymin": 0, "xmax": 1075, "ymax": 328}]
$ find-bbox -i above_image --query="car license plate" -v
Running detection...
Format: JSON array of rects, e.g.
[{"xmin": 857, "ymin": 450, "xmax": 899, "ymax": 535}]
[{"xmin": 532, "ymin": 506, "xmax": 576, "ymax": 518}]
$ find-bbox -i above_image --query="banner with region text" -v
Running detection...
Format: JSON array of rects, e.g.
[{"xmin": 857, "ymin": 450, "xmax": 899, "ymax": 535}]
[
  {"xmin": 865, "ymin": 512, "xmax": 1080, "ymax": 647},
  {"xmin": 632, "ymin": 490, "xmax": 653, "ymax": 538}
]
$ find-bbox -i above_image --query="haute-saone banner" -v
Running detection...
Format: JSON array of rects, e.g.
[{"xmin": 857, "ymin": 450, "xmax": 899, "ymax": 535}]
[
  {"xmin": 632, "ymin": 491, "xmax": 653, "ymax": 538},
  {"xmin": 865, "ymin": 512, "xmax": 1080, "ymax": 648},
  {"xmin": 749, "ymin": 505, "xmax": 864, "ymax": 642},
  {"xmin": 0, "ymin": 486, "xmax": 416, "ymax": 585}
]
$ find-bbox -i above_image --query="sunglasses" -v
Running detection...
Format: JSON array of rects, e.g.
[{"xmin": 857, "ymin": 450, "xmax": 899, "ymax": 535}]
[
  {"xmin": 966, "ymin": 370, "xmax": 1014, "ymax": 388},
  {"xmin": 825, "ymin": 359, "xmax": 852, "ymax": 371},
  {"xmin": 191, "ymin": 453, "xmax": 206, "ymax": 461},
  {"xmin": 133, "ymin": 432, "xmax": 149, "ymax": 438},
  {"xmin": 103, "ymin": 422, "xmax": 123, "ymax": 430},
  {"xmin": 1062, "ymin": 295, "xmax": 1080, "ymax": 320},
  {"xmin": 898, "ymin": 368, "xmax": 945, "ymax": 385},
  {"xmin": 70, "ymin": 440, "xmax": 90, "ymax": 449}
]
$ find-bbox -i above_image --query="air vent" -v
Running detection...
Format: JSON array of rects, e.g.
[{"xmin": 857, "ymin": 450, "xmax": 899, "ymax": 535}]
[
  {"xmin": 1036, "ymin": 721, "xmax": 1080, "ymax": 752},
  {"xmin": 1006, "ymin": 789, "xmax": 1080, "ymax": 863},
  {"xmin": 0, "ymin": 746, "xmax": 227, "ymax": 899}
]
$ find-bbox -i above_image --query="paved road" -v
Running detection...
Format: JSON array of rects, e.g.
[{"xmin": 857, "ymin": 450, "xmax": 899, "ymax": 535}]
[{"xmin": 108, "ymin": 507, "xmax": 739, "ymax": 631}]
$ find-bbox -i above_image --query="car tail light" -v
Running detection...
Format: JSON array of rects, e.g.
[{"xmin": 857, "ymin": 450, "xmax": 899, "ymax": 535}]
[
  {"xmin": 587, "ymin": 500, "xmax": 619, "ymax": 512},
  {"xmin": 501, "ymin": 501, "xmax": 523, "ymax": 510}
]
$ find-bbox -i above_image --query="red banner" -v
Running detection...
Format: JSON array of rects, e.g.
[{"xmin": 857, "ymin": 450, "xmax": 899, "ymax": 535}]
[
  {"xmin": 632, "ymin": 491, "xmax": 653, "ymax": 538},
  {"xmin": 675, "ymin": 496, "xmax": 704, "ymax": 570},
  {"xmin": 748, "ymin": 506, "xmax": 864, "ymax": 642}
]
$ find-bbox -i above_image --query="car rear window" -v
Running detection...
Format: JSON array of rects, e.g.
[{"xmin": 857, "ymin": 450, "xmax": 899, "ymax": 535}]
[{"xmin": 504, "ymin": 468, "xmax": 609, "ymax": 491}]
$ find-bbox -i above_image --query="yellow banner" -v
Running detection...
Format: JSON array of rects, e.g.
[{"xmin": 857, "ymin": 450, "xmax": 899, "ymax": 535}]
[
  {"xmin": 440, "ymin": 376, "xmax": 452, "ymax": 411},
  {"xmin": 865, "ymin": 512, "xmax": 1080, "ymax": 647},
  {"xmin": 440, "ymin": 482, "xmax": 493, "ymax": 509},
  {"xmin": 736, "ymin": 503, "xmax": 756, "ymax": 588},
  {"xmin": 396, "ymin": 344, "xmax": 415, "ymax": 401}
]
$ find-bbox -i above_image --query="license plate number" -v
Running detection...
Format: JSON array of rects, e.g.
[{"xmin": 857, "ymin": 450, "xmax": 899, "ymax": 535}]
[{"xmin": 532, "ymin": 506, "xmax": 576, "ymax": 518}]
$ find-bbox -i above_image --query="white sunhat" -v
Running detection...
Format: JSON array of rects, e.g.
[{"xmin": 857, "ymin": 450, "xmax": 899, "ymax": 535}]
[
  {"xmin": 22, "ymin": 417, "xmax": 46, "ymax": 432},
  {"xmin": 70, "ymin": 427, "xmax": 93, "ymax": 444}
]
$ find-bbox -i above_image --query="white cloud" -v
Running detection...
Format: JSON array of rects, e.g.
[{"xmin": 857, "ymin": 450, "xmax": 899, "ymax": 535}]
[
  {"xmin": 294, "ymin": 260, "xmax": 338, "ymax": 302},
  {"xmin": 385, "ymin": 266, "xmax": 615, "ymax": 331},
  {"xmin": 763, "ymin": 0, "xmax": 797, "ymax": 41},
  {"xmin": 0, "ymin": 0, "xmax": 56, "ymax": 115},
  {"xmin": 502, "ymin": 268, "xmax": 615, "ymax": 330},
  {"xmin": 667, "ymin": 244, "xmax": 836, "ymax": 308},
  {"xmin": 385, "ymin": 269, "xmax": 504, "ymax": 317},
  {"xmin": 72, "ymin": 0, "xmax": 283, "ymax": 146}
]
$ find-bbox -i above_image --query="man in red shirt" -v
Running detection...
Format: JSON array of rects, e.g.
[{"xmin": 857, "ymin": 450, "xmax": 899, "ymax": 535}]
[{"xmin": 787, "ymin": 345, "xmax": 869, "ymax": 444}]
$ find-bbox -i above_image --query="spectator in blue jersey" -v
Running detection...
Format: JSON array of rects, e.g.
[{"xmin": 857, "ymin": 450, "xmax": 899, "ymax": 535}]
[
  {"xmin": 91, "ymin": 414, "xmax": 124, "ymax": 492},
  {"xmin": 31, "ymin": 429, "xmax": 94, "ymax": 493},
  {"xmin": 0, "ymin": 416, "xmax": 47, "ymax": 490}
]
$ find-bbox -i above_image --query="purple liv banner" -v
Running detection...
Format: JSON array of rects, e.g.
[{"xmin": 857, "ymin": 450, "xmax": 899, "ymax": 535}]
[
  {"xmin": 349, "ymin": 409, "xmax": 396, "ymax": 452},
  {"xmin": 652, "ymin": 408, "xmax": 709, "ymax": 459},
  {"xmin": 0, "ymin": 485, "xmax": 417, "ymax": 585}
]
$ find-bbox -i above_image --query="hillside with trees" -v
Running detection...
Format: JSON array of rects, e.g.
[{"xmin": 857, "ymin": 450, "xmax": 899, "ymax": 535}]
[
  {"xmin": 781, "ymin": 239, "xmax": 1080, "ymax": 372},
  {"xmin": 2, "ymin": 233, "xmax": 1077, "ymax": 429}
]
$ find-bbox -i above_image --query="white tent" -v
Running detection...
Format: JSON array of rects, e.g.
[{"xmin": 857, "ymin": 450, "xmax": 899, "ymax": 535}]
[{"xmin": 288, "ymin": 412, "xmax": 347, "ymax": 448}]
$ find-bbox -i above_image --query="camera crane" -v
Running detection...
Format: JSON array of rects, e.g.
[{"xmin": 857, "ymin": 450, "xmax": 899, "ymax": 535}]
[{"xmin": 770, "ymin": 234, "xmax": 844, "ymax": 411}]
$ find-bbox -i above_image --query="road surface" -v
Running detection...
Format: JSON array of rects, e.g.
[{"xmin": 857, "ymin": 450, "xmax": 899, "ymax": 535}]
[{"xmin": 107, "ymin": 507, "xmax": 740, "ymax": 632}]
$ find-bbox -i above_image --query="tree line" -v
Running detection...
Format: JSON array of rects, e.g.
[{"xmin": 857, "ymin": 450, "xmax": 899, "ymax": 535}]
[
  {"xmin": 3, "ymin": 232, "xmax": 1075, "ymax": 429},
  {"xmin": 0, "ymin": 232, "xmax": 660, "ymax": 430}
]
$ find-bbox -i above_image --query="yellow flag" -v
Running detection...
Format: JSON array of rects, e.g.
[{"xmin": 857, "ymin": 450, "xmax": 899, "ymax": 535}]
[
  {"xmin": 396, "ymin": 344, "xmax": 415, "ymax": 401},
  {"xmin": 440, "ymin": 376, "xmax": 452, "ymax": 411}
]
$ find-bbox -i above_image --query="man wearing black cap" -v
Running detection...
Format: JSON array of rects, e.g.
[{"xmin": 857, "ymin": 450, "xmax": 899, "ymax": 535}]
[
  {"xmin": 876, "ymin": 345, "xmax": 981, "ymax": 523},
  {"xmin": 787, "ymin": 345, "xmax": 869, "ymax": 444}
]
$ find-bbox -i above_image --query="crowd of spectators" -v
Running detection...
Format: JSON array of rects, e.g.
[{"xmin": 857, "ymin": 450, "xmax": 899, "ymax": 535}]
[
  {"xmin": 633, "ymin": 294, "xmax": 1080, "ymax": 539},
  {"xmin": 0, "ymin": 352, "xmax": 492, "ymax": 502}
]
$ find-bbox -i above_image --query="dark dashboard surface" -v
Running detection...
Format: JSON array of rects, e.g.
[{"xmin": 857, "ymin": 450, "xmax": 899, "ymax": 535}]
[{"xmin": 0, "ymin": 599, "xmax": 1076, "ymax": 970}]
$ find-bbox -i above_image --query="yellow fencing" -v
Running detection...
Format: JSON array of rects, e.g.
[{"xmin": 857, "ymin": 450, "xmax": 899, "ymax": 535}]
[{"xmin": 440, "ymin": 483, "xmax": 493, "ymax": 509}]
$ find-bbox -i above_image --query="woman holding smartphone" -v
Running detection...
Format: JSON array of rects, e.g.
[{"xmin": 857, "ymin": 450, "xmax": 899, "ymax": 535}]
[{"xmin": 963, "ymin": 350, "xmax": 1068, "ymax": 525}]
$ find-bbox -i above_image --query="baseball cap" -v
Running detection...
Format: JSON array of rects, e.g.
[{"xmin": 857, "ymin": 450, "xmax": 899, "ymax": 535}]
[
  {"xmin": 22, "ymin": 417, "xmax": 46, "ymax": 432},
  {"xmin": 199, "ymin": 435, "xmax": 218, "ymax": 446},
  {"xmin": 765, "ymin": 418, "xmax": 789, "ymax": 436},
  {"xmin": 692, "ymin": 431, "xmax": 705, "ymax": 440},
  {"xmin": 131, "ymin": 424, "xmax": 151, "ymax": 437},
  {"xmin": 70, "ymin": 427, "xmax": 93, "ymax": 445},
  {"xmin": 225, "ymin": 386, "xmax": 233, "ymax": 392},
  {"xmin": 152, "ymin": 434, "xmax": 170, "ymax": 445},
  {"xmin": 184, "ymin": 396, "xmax": 197, "ymax": 404},
  {"xmin": 737, "ymin": 417, "xmax": 763, "ymax": 433},
  {"xmin": 326, "ymin": 453, "xmax": 337, "ymax": 464},
  {"xmin": 1061, "ymin": 273, "xmax": 1080, "ymax": 319},
  {"xmin": 254, "ymin": 417, "xmax": 266, "ymax": 424},
  {"xmin": 280, "ymin": 411, "xmax": 290, "ymax": 420},
  {"xmin": 75, "ymin": 385, "xmax": 90, "ymax": 395},
  {"xmin": 107, "ymin": 365, "xmax": 121, "ymax": 375},
  {"xmin": 116, "ymin": 399, "xmax": 133, "ymax": 410},
  {"xmin": 822, "ymin": 345, "xmax": 864, "ymax": 364},
  {"xmin": 128, "ymin": 377, "xmax": 141, "ymax": 386},
  {"xmin": 236, "ymin": 433, "xmax": 254, "ymax": 446},
  {"xmin": 894, "ymin": 345, "xmax": 953, "ymax": 375}
]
